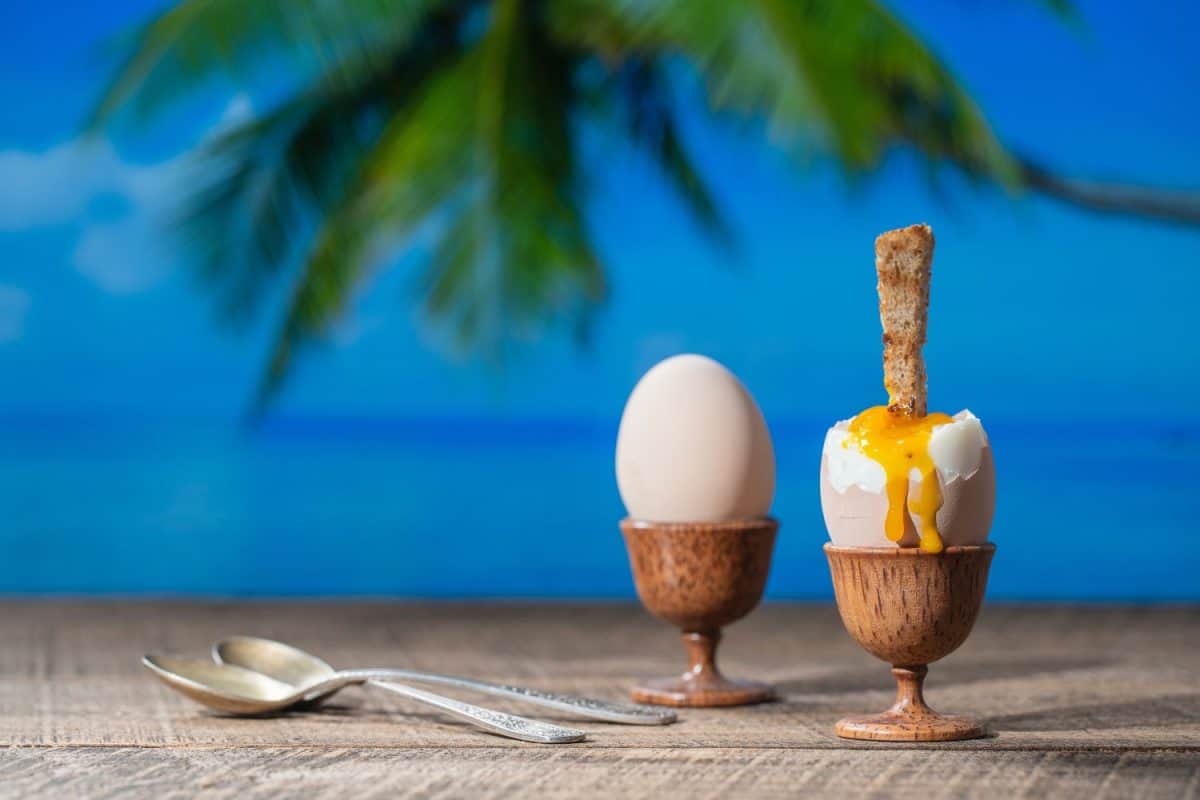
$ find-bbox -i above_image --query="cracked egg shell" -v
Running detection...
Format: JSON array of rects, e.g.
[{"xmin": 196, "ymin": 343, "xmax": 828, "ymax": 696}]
[{"xmin": 819, "ymin": 411, "xmax": 995, "ymax": 548}]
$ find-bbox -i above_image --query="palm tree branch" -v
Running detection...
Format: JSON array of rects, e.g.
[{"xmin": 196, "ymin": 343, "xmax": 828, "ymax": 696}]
[{"xmin": 1017, "ymin": 157, "xmax": 1200, "ymax": 226}]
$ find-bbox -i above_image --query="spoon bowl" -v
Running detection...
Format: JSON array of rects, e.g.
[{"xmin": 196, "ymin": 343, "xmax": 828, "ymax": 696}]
[
  {"xmin": 142, "ymin": 655, "xmax": 317, "ymax": 714},
  {"xmin": 214, "ymin": 637, "xmax": 342, "ymax": 707}
]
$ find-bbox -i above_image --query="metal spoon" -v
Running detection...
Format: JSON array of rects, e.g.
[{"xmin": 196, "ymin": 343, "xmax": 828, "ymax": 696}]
[
  {"xmin": 142, "ymin": 654, "xmax": 585, "ymax": 744},
  {"xmin": 214, "ymin": 635, "xmax": 676, "ymax": 726}
]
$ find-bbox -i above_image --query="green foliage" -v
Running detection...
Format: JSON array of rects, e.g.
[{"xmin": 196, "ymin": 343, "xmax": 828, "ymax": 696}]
[
  {"xmin": 552, "ymin": 0, "xmax": 1015, "ymax": 181},
  {"xmin": 91, "ymin": 0, "xmax": 1054, "ymax": 410},
  {"xmin": 90, "ymin": 0, "xmax": 443, "ymax": 128}
]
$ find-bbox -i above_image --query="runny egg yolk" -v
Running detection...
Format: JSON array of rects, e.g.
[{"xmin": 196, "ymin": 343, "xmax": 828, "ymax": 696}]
[{"xmin": 845, "ymin": 406, "xmax": 954, "ymax": 553}]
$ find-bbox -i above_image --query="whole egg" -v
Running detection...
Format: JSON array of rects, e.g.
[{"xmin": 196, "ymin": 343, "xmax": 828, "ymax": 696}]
[{"xmin": 616, "ymin": 354, "xmax": 775, "ymax": 522}]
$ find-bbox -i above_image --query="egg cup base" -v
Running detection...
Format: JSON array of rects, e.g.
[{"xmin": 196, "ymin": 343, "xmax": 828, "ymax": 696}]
[
  {"xmin": 835, "ymin": 709, "xmax": 986, "ymax": 742},
  {"xmin": 632, "ymin": 674, "xmax": 774, "ymax": 708},
  {"xmin": 835, "ymin": 665, "xmax": 986, "ymax": 741}
]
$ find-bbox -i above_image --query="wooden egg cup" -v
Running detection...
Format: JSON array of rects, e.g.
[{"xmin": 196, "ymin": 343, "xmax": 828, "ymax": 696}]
[
  {"xmin": 621, "ymin": 518, "xmax": 778, "ymax": 707},
  {"xmin": 824, "ymin": 543, "xmax": 995, "ymax": 741}
]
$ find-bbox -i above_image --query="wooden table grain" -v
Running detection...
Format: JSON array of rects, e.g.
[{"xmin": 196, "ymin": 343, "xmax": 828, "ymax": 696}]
[{"xmin": 2, "ymin": 602, "xmax": 1198, "ymax": 798}]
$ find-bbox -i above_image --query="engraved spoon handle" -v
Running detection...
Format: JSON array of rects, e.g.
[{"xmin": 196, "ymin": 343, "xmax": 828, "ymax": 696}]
[
  {"xmin": 364, "ymin": 680, "xmax": 585, "ymax": 744},
  {"xmin": 341, "ymin": 669, "xmax": 674, "ymax": 725}
]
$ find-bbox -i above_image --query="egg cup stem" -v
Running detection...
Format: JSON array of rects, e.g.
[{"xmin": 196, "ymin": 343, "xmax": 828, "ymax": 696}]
[
  {"xmin": 632, "ymin": 629, "xmax": 774, "ymax": 707},
  {"xmin": 893, "ymin": 665, "xmax": 929, "ymax": 712},
  {"xmin": 682, "ymin": 630, "xmax": 720, "ymax": 679}
]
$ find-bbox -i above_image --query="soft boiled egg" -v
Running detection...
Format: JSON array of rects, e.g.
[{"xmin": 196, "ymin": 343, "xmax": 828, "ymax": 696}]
[
  {"xmin": 616, "ymin": 354, "xmax": 775, "ymax": 522},
  {"xmin": 820, "ymin": 409, "xmax": 994, "ymax": 551}
]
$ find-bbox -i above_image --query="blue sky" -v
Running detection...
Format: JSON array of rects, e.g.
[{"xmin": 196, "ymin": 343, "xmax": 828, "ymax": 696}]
[{"xmin": 2, "ymin": 0, "xmax": 1198, "ymax": 426}]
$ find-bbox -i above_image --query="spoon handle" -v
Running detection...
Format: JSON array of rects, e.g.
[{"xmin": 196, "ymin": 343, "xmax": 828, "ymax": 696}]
[
  {"xmin": 341, "ymin": 669, "xmax": 675, "ymax": 725},
  {"xmin": 364, "ymin": 680, "xmax": 585, "ymax": 744}
]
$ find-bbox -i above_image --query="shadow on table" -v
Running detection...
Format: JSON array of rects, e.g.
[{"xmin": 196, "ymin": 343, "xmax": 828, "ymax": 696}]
[
  {"xmin": 206, "ymin": 699, "xmax": 605, "ymax": 731},
  {"xmin": 990, "ymin": 693, "xmax": 1200, "ymax": 732},
  {"xmin": 776, "ymin": 654, "xmax": 1108, "ymax": 696}
]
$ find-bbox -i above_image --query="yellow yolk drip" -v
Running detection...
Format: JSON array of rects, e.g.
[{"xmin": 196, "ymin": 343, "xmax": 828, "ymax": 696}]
[{"xmin": 845, "ymin": 406, "xmax": 954, "ymax": 553}]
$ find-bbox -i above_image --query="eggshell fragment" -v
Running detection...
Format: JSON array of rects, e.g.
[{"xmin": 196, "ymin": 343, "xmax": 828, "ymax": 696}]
[{"xmin": 616, "ymin": 354, "xmax": 775, "ymax": 522}]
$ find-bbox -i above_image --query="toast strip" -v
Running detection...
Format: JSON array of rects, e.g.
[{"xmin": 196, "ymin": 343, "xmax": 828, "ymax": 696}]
[{"xmin": 874, "ymin": 224, "xmax": 934, "ymax": 418}]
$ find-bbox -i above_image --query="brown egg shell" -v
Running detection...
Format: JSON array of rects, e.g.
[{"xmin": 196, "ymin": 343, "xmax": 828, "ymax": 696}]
[{"xmin": 820, "ymin": 445, "xmax": 995, "ymax": 548}]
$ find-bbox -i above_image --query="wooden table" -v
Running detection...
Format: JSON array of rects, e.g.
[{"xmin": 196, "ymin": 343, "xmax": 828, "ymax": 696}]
[{"xmin": 3, "ymin": 602, "xmax": 1198, "ymax": 798}]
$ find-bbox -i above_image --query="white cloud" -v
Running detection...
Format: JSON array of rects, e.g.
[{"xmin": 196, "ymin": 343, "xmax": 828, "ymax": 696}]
[
  {"xmin": 0, "ymin": 139, "xmax": 180, "ymax": 232},
  {"xmin": 0, "ymin": 285, "xmax": 31, "ymax": 344},
  {"xmin": 0, "ymin": 143, "xmax": 100, "ymax": 230},
  {"xmin": 0, "ymin": 95, "xmax": 254, "ymax": 294},
  {"xmin": 73, "ymin": 213, "xmax": 172, "ymax": 294}
]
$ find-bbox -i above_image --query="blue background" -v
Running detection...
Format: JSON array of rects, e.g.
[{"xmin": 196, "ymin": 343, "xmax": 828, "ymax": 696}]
[{"xmin": 1, "ymin": 1, "xmax": 1197, "ymax": 598}]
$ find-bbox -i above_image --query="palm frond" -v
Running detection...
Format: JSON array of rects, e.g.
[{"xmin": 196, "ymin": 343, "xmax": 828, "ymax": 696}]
[
  {"xmin": 550, "ymin": 0, "xmax": 827, "ymax": 141},
  {"xmin": 249, "ymin": 43, "xmax": 490, "ymax": 409},
  {"xmin": 1029, "ymin": 0, "xmax": 1079, "ymax": 24},
  {"xmin": 175, "ymin": 2, "xmax": 472, "ymax": 337},
  {"xmin": 606, "ymin": 60, "xmax": 730, "ymax": 244},
  {"xmin": 552, "ymin": 0, "xmax": 1016, "ymax": 184},
  {"xmin": 181, "ymin": 85, "xmax": 378, "ymax": 326},
  {"xmin": 237, "ymin": 55, "xmax": 482, "ymax": 409},
  {"xmin": 414, "ymin": 0, "xmax": 603, "ymax": 353},
  {"xmin": 180, "ymin": 14, "xmax": 465, "ymax": 329},
  {"xmin": 89, "ymin": 0, "xmax": 448, "ymax": 130},
  {"xmin": 100, "ymin": 0, "xmax": 1187, "ymax": 420}
]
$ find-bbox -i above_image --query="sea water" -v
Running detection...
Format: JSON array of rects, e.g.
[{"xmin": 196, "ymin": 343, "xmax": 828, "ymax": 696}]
[{"xmin": 1, "ymin": 415, "xmax": 1196, "ymax": 599}]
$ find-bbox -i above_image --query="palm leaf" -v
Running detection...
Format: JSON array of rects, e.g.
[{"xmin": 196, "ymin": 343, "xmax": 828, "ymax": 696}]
[
  {"xmin": 246, "ymin": 43, "xmax": 484, "ymax": 410},
  {"xmin": 1029, "ymin": 0, "xmax": 1079, "ymax": 23},
  {"xmin": 89, "ymin": 0, "xmax": 448, "ymax": 129},
  {"xmin": 95, "ymin": 0, "xmax": 1200, "ymax": 417},
  {"xmin": 552, "ymin": 0, "xmax": 1017, "ymax": 183},
  {"xmin": 471, "ymin": 0, "xmax": 604, "ymax": 344},
  {"xmin": 602, "ymin": 59, "xmax": 730, "ymax": 244},
  {"xmin": 407, "ymin": 0, "xmax": 603, "ymax": 354},
  {"xmin": 181, "ymin": 83, "xmax": 380, "ymax": 326},
  {"xmin": 179, "ymin": 5, "xmax": 467, "ymax": 329}
]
